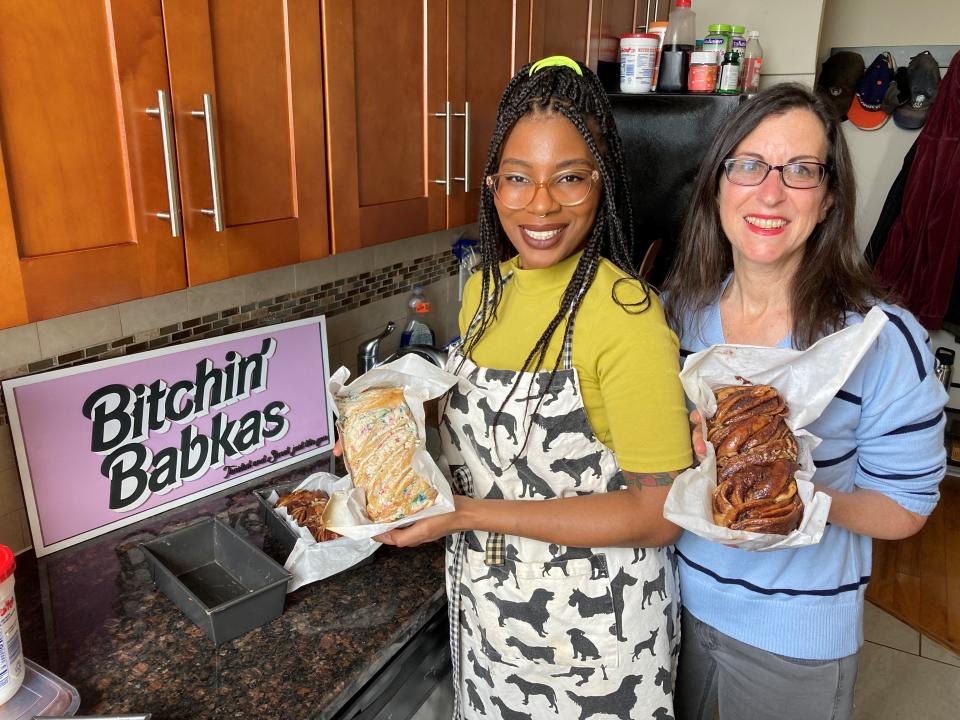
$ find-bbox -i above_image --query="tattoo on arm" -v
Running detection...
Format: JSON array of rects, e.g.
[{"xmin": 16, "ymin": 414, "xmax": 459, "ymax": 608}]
[{"xmin": 625, "ymin": 470, "xmax": 681, "ymax": 490}]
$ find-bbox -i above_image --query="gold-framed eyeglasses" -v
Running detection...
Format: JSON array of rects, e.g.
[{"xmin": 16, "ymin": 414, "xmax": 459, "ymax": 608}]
[
  {"xmin": 722, "ymin": 158, "xmax": 829, "ymax": 189},
  {"xmin": 485, "ymin": 169, "xmax": 600, "ymax": 209}
]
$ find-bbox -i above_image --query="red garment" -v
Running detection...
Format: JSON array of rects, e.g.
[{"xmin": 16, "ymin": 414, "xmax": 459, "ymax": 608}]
[{"xmin": 874, "ymin": 51, "xmax": 960, "ymax": 330}]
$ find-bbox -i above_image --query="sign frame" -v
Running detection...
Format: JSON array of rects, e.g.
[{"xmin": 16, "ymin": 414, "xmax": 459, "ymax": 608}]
[{"xmin": 3, "ymin": 315, "xmax": 334, "ymax": 556}]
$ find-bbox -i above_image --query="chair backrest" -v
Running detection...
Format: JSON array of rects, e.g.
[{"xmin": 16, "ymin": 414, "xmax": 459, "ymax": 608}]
[{"xmin": 609, "ymin": 93, "xmax": 742, "ymax": 285}]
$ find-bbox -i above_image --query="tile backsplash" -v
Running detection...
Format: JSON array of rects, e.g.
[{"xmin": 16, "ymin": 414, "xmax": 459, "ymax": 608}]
[{"xmin": 0, "ymin": 225, "xmax": 472, "ymax": 553}]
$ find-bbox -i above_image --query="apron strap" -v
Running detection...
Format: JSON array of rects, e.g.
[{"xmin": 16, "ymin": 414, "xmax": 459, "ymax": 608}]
[
  {"xmin": 462, "ymin": 271, "xmax": 514, "ymax": 342},
  {"xmin": 561, "ymin": 283, "xmax": 588, "ymax": 370},
  {"xmin": 447, "ymin": 465, "xmax": 477, "ymax": 719}
]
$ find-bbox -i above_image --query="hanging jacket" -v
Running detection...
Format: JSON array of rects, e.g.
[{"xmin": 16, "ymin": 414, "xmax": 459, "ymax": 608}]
[
  {"xmin": 866, "ymin": 139, "xmax": 917, "ymax": 266},
  {"xmin": 874, "ymin": 51, "xmax": 960, "ymax": 330}
]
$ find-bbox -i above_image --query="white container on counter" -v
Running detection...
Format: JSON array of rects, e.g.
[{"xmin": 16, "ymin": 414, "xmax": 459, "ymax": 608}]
[
  {"xmin": 0, "ymin": 545, "xmax": 24, "ymax": 706},
  {"xmin": 619, "ymin": 34, "xmax": 659, "ymax": 93}
]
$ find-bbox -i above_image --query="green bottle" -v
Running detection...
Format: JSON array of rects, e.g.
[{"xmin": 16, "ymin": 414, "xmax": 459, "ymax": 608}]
[{"xmin": 717, "ymin": 51, "xmax": 740, "ymax": 95}]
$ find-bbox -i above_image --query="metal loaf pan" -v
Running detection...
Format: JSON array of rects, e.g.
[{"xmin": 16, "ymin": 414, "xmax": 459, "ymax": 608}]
[
  {"xmin": 253, "ymin": 479, "xmax": 303, "ymax": 557},
  {"xmin": 141, "ymin": 516, "xmax": 291, "ymax": 645}
]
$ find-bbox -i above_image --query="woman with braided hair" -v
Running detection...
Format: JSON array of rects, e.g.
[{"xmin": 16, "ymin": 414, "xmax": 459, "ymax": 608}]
[{"xmin": 377, "ymin": 57, "xmax": 691, "ymax": 718}]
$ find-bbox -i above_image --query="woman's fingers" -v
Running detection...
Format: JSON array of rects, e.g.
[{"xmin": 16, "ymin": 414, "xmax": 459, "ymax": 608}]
[
  {"xmin": 689, "ymin": 409, "xmax": 707, "ymax": 461},
  {"xmin": 332, "ymin": 439, "xmax": 342, "ymax": 457}
]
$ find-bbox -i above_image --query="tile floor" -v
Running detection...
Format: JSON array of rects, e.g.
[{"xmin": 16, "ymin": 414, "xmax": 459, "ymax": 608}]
[
  {"xmin": 411, "ymin": 601, "xmax": 960, "ymax": 719},
  {"xmin": 854, "ymin": 601, "xmax": 960, "ymax": 719}
]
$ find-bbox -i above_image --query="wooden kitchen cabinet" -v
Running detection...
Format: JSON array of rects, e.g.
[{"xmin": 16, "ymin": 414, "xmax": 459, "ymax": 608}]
[
  {"xmin": 162, "ymin": 0, "xmax": 328, "ymax": 285},
  {"xmin": 529, "ymin": 0, "xmax": 638, "ymax": 69},
  {"xmin": 0, "ymin": 0, "xmax": 328, "ymax": 328},
  {"xmin": 322, "ymin": 0, "xmax": 527, "ymax": 250}
]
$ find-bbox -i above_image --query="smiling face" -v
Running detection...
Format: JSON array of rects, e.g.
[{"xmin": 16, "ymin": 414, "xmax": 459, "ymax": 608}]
[
  {"xmin": 493, "ymin": 113, "xmax": 602, "ymax": 270},
  {"xmin": 717, "ymin": 109, "xmax": 834, "ymax": 275}
]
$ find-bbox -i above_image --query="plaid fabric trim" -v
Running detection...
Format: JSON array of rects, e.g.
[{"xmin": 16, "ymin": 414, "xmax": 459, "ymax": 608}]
[
  {"xmin": 447, "ymin": 464, "xmax": 474, "ymax": 720},
  {"xmin": 561, "ymin": 284, "xmax": 587, "ymax": 370},
  {"xmin": 484, "ymin": 532, "xmax": 505, "ymax": 566}
]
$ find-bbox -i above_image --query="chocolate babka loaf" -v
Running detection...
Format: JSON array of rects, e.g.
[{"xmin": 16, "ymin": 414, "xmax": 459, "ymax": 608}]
[{"xmin": 707, "ymin": 384, "xmax": 804, "ymax": 534}]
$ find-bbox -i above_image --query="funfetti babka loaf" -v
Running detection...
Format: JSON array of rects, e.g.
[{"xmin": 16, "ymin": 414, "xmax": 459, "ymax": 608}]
[
  {"xmin": 337, "ymin": 387, "xmax": 437, "ymax": 522},
  {"xmin": 707, "ymin": 384, "xmax": 804, "ymax": 535}
]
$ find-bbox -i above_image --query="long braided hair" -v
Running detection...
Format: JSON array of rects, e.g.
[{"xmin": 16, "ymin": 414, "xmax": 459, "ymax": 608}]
[{"xmin": 459, "ymin": 58, "xmax": 648, "ymax": 427}]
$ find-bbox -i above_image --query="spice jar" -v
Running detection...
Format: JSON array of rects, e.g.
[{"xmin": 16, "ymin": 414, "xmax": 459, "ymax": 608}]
[
  {"xmin": 688, "ymin": 51, "xmax": 719, "ymax": 93},
  {"xmin": 0, "ymin": 544, "xmax": 24, "ymax": 705}
]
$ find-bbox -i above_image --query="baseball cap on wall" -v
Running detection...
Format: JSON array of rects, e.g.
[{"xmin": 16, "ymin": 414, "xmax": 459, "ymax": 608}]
[
  {"xmin": 882, "ymin": 66, "xmax": 911, "ymax": 113},
  {"xmin": 815, "ymin": 51, "xmax": 865, "ymax": 121},
  {"xmin": 847, "ymin": 52, "xmax": 895, "ymax": 130},
  {"xmin": 894, "ymin": 51, "xmax": 942, "ymax": 130}
]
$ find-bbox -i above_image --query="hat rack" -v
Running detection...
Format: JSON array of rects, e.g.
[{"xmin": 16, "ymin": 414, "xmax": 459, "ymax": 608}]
[{"xmin": 830, "ymin": 45, "xmax": 959, "ymax": 69}]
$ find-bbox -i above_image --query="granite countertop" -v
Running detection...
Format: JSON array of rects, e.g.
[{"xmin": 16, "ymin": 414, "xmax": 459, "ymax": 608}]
[{"xmin": 15, "ymin": 455, "xmax": 446, "ymax": 719}]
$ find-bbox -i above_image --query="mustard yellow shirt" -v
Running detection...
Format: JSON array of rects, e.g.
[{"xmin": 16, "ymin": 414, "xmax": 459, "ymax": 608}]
[{"xmin": 458, "ymin": 251, "xmax": 692, "ymax": 473}]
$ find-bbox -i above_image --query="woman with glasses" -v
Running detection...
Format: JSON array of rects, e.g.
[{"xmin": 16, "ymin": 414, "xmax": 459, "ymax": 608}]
[
  {"xmin": 662, "ymin": 84, "xmax": 947, "ymax": 720},
  {"xmin": 377, "ymin": 57, "xmax": 692, "ymax": 718}
]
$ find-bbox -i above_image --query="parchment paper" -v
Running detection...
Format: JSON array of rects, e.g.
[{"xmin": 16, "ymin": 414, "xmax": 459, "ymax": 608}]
[
  {"xmin": 323, "ymin": 354, "xmax": 459, "ymax": 539},
  {"xmin": 663, "ymin": 306, "xmax": 888, "ymax": 550},
  {"xmin": 268, "ymin": 472, "xmax": 380, "ymax": 592}
]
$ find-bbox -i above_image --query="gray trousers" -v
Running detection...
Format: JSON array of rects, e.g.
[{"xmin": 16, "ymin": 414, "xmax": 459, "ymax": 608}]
[{"xmin": 676, "ymin": 608, "xmax": 859, "ymax": 720}]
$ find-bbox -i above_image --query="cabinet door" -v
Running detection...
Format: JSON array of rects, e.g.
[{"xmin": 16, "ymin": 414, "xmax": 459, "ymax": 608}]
[
  {"xmin": 0, "ymin": 1, "xmax": 186, "ymax": 327},
  {"xmin": 529, "ymin": 0, "xmax": 637, "ymax": 69},
  {"xmin": 447, "ymin": 0, "xmax": 530, "ymax": 228},
  {"xmin": 529, "ymin": 0, "xmax": 600, "ymax": 67},
  {"xmin": 322, "ymin": 0, "xmax": 446, "ymax": 252},
  {"xmin": 162, "ymin": 0, "xmax": 329, "ymax": 285}
]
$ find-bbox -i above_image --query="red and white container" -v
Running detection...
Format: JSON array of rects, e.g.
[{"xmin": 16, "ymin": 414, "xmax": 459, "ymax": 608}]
[
  {"xmin": 0, "ymin": 545, "xmax": 24, "ymax": 706},
  {"xmin": 619, "ymin": 34, "xmax": 660, "ymax": 93}
]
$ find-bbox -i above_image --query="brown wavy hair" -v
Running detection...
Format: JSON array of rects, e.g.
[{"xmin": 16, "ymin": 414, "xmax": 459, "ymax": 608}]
[{"xmin": 662, "ymin": 83, "xmax": 886, "ymax": 349}]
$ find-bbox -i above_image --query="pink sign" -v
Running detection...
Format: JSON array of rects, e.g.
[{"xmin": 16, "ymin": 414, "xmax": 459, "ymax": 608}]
[{"xmin": 3, "ymin": 316, "xmax": 333, "ymax": 556}]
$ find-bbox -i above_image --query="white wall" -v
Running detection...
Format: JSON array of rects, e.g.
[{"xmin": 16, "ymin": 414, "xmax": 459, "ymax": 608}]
[
  {"xmin": 691, "ymin": 0, "xmax": 826, "ymax": 85},
  {"xmin": 818, "ymin": 0, "xmax": 960, "ymax": 61}
]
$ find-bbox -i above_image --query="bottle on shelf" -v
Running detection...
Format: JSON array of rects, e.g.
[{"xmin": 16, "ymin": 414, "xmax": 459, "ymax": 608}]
[
  {"xmin": 742, "ymin": 30, "xmax": 764, "ymax": 94},
  {"xmin": 717, "ymin": 50, "xmax": 741, "ymax": 95},
  {"xmin": 648, "ymin": 20, "xmax": 669, "ymax": 90},
  {"xmin": 702, "ymin": 23, "xmax": 729, "ymax": 59},
  {"xmin": 656, "ymin": 0, "xmax": 696, "ymax": 93},
  {"xmin": 399, "ymin": 284, "xmax": 436, "ymax": 347},
  {"xmin": 729, "ymin": 25, "xmax": 747, "ymax": 60}
]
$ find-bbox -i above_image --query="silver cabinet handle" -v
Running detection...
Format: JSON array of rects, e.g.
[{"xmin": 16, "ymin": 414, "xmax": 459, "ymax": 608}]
[
  {"xmin": 452, "ymin": 101, "xmax": 470, "ymax": 193},
  {"xmin": 432, "ymin": 100, "xmax": 452, "ymax": 195},
  {"xmin": 190, "ymin": 93, "xmax": 225, "ymax": 231},
  {"xmin": 145, "ymin": 89, "xmax": 181, "ymax": 237}
]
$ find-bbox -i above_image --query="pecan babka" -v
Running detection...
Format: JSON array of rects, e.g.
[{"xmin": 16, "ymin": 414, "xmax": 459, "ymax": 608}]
[{"xmin": 276, "ymin": 489, "xmax": 340, "ymax": 542}]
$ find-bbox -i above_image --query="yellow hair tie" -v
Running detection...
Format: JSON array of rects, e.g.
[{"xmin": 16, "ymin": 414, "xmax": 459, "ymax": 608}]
[{"xmin": 529, "ymin": 56, "xmax": 583, "ymax": 77}]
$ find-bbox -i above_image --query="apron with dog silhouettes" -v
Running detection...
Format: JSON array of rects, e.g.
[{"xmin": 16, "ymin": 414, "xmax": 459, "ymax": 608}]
[{"xmin": 440, "ymin": 275, "xmax": 680, "ymax": 720}]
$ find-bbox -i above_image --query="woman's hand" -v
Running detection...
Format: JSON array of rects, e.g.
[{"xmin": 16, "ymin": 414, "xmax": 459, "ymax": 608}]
[
  {"xmin": 690, "ymin": 409, "xmax": 707, "ymax": 461},
  {"xmin": 375, "ymin": 496, "xmax": 471, "ymax": 547}
]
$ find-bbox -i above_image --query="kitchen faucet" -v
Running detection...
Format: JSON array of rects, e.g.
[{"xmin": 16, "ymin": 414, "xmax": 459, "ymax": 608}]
[{"xmin": 356, "ymin": 322, "xmax": 447, "ymax": 375}]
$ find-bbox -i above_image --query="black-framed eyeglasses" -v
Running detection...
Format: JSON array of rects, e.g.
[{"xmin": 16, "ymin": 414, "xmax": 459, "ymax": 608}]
[
  {"xmin": 721, "ymin": 158, "xmax": 829, "ymax": 189},
  {"xmin": 485, "ymin": 169, "xmax": 600, "ymax": 209}
]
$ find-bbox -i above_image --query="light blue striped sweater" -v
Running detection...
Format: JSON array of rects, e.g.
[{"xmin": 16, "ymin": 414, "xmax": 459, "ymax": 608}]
[{"xmin": 676, "ymin": 300, "xmax": 948, "ymax": 660}]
